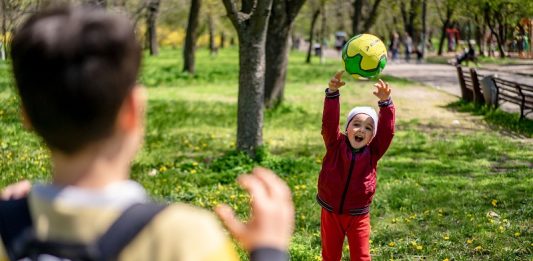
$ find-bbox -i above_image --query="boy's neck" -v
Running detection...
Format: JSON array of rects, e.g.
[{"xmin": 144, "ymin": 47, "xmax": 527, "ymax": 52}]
[{"xmin": 50, "ymin": 138, "xmax": 134, "ymax": 189}]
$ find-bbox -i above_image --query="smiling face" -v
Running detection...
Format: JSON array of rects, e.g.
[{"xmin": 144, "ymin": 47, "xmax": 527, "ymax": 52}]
[{"xmin": 346, "ymin": 113, "xmax": 375, "ymax": 149}]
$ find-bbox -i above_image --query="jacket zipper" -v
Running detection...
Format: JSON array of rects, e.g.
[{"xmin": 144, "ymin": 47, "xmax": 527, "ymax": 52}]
[{"xmin": 339, "ymin": 150, "xmax": 356, "ymax": 214}]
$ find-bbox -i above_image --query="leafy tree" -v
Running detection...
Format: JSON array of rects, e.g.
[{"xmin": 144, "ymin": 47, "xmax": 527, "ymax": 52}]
[{"xmin": 222, "ymin": 0, "xmax": 274, "ymax": 156}]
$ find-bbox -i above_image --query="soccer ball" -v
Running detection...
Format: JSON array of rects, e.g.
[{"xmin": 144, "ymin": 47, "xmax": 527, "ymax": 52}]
[{"xmin": 342, "ymin": 34, "xmax": 387, "ymax": 79}]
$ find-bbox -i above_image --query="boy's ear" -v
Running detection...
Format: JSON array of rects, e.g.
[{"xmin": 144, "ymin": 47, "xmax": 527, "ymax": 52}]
[
  {"xmin": 117, "ymin": 85, "xmax": 146, "ymax": 132},
  {"xmin": 20, "ymin": 107, "xmax": 33, "ymax": 130}
]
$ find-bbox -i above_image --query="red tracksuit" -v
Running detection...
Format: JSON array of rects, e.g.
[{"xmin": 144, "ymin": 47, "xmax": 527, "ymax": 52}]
[{"xmin": 318, "ymin": 90, "xmax": 395, "ymax": 261}]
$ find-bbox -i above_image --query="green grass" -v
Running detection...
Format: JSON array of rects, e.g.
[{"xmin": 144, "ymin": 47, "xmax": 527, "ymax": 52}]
[{"xmin": 1, "ymin": 48, "xmax": 532, "ymax": 260}]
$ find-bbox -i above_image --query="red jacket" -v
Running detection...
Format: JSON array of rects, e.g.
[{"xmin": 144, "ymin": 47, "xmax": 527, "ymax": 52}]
[{"xmin": 317, "ymin": 92, "xmax": 395, "ymax": 215}]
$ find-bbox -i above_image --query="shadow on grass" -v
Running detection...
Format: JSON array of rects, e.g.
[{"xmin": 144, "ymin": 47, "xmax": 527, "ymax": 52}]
[{"xmin": 444, "ymin": 100, "xmax": 533, "ymax": 138}]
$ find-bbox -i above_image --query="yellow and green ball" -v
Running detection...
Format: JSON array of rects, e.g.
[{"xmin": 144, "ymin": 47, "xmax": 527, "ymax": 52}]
[{"xmin": 342, "ymin": 34, "xmax": 387, "ymax": 79}]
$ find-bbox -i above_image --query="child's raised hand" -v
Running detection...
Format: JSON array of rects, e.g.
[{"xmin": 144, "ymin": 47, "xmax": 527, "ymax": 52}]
[
  {"xmin": 328, "ymin": 71, "xmax": 345, "ymax": 92},
  {"xmin": 373, "ymin": 79, "xmax": 391, "ymax": 101}
]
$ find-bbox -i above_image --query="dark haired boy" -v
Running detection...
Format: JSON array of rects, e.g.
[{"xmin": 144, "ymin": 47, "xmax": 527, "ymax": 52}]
[{"xmin": 0, "ymin": 6, "xmax": 293, "ymax": 261}]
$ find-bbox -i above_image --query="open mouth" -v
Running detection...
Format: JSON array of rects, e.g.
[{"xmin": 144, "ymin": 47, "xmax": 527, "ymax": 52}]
[{"xmin": 354, "ymin": 135, "xmax": 364, "ymax": 142}]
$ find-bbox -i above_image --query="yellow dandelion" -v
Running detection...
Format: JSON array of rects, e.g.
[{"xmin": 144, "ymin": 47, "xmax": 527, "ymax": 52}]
[
  {"xmin": 444, "ymin": 235, "xmax": 449, "ymax": 240},
  {"xmin": 491, "ymin": 199, "xmax": 497, "ymax": 207},
  {"xmin": 190, "ymin": 169, "xmax": 197, "ymax": 174},
  {"xmin": 300, "ymin": 215, "xmax": 306, "ymax": 220},
  {"xmin": 514, "ymin": 232, "xmax": 521, "ymax": 237},
  {"xmin": 192, "ymin": 162, "xmax": 198, "ymax": 166},
  {"xmin": 416, "ymin": 245, "xmax": 423, "ymax": 250},
  {"xmin": 159, "ymin": 166, "xmax": 167, "ymax": 172},
  {"xmin": 467, "ymin": 239, "xmax": 473, "ymax": 244},
  {"xmin": 443, "ymin": 259, "xmax": 449, "ymax": 261},
  {"xmin": 388, "ymin": 242, "xmax": 396, "ymax": 247},
  {"xmin": 474, "ymin": 245, "xmax": 482, "ymax": 251},
  {"xmin": 369, "ymin": 240, "xmax": 373, "ymax": 244},
  {"xmin": 345, "ymin": 245, "xmax": 349, "ymax": 251},
  {"xmin": 230, "ymin": 195, "xmax": 236, "ymax": 200},
  {"xmin": 314, "ymin": 255, "xmax": 321, "ymax": 260}
]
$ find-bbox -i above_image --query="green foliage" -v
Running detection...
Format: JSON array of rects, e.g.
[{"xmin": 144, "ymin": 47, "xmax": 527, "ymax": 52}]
[{"xmin": 0, "ymin": 48, "xmax": 532, "ymax": 260}]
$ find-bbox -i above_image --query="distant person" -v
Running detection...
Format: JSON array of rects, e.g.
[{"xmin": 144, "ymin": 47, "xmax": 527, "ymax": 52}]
[
  {"xmin": 389, "ymin": 31, "xmax": 400, "ymax": 62},
  {"xmin": 318, "ymin": 71, "xmax": 395, "ymax": 260},
  {"xmin": 455, "ymin": 41, "xmax": 476, "ymax": 65},
  {"xmin": 0, "ymin": 6, "xmax": 293, "ymax": 261},
  {"xmin": 403, "ymin": 33, "xmax": 413, "ymax": 62}
]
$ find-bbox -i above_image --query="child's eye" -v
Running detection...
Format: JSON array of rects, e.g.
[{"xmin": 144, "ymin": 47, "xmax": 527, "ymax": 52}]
[{"xmin": 366, "ymin": 127, "xmax": 372, "ymax": 131}]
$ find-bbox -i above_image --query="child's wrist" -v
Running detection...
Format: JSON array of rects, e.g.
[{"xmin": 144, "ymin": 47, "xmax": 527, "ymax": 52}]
[
  {"xmin": 378, "ymin": 97, "xmax": 392, "ymax": 107},
  {"xmin": 327, "ymin": 87, "xmax": 338, "ymax": 93}
]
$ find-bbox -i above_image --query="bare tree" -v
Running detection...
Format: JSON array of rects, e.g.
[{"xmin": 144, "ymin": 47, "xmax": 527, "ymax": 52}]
[
  {"xmin": 222, "ymin": 0, "xmax": 274, "ymax": 156},
  {"xmin": 183, "ymin": 0, "xmax": 201, "ymax": 73},
  {"xmin": 263, "ymin": 0, "xmax": 306, "ymax": 108},
  {"xmin": 146, "ymin": 0, "xmax": 161, "ymax": 56}
]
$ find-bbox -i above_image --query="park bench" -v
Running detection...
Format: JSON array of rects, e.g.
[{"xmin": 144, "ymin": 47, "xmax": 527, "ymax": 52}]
[
  {"xmin": 456, "ymin": 65, "xmax": 533, "ymax": 120},
  {"xmin": 456, "ymin": 65, "xmax": 485, "ymax": 104},
  {"xmin": 490, "ymin": 77, "xmax": 533, "ymax": 120}
]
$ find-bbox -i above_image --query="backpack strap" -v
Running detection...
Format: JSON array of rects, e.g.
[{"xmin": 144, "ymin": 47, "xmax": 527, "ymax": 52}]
[
  {"xmin": 0, "ymin": 197, "xmax": 33, "ymax": 259},
  {"xmin": 10, "ymin": 202, "xmax": 167, "ymax": 261},
  {"xmin": 96, "ymin": 202, "xmax": 167, "ymax": 261}
]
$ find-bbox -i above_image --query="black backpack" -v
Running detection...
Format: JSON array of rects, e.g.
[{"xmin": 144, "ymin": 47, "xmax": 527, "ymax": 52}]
[{"xmin": 0, "ymin": 197, "xmax": 166, "ymax": 261}]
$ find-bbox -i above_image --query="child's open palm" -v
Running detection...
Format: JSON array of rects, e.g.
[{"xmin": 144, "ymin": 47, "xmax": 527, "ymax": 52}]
[{"xmin": 373, "ymin": 79, "xmax": 391, "ymax": 101}]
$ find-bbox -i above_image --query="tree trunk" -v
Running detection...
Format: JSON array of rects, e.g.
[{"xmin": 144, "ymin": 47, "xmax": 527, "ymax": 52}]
[
  {"xmin": 421, "ymin": 0, "xmax": 426, "ymax": 58},
  {"xmin": 1, "ymin": 0, "xmax": 6, "ymax": 60},
  {"xmin": 319, "ymin": 3, "xmax": 326, "ymax": 64},
  {"xmin": 147, "ymin": 0, "xmax": 160, "ymax": 56},
  {"xmin": 484, "ymin": 5, "xmax": 505, "ymax": 58},
  {"xmin": 208, "ymin": 13, "xmax": 216, "ymax": 55},
  {"xmin": 437, "ymin": 19, "xmax": 449, "ymax": 56},
  {"xmin": 183, "ymin": 0, "xmax": 201, "ymax": 73},
  {"xmin": 352, "ymin": 0, "xmax": 363, "ymax": 35},
  {"xmin": 222, "ymin": 0, "xmax": 273, "ymax": 156},
  {"xmin": 362, "ymin": 0, "xmax": 383, "ymax": 32},
  {"xmin": 220, "ymin": 32, "xmax": 225, "ymax": 49},
  {"xmin": 306, "ymin": 9, "xmax": 320, "ymax": 63}
]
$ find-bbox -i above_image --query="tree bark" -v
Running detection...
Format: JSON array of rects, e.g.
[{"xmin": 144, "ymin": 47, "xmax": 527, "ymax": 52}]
[
  {"xmin": 147, "ymin": 0, "xmax": 160, "ymax": 56},
  {"xmin": 352, "ymin": 0, "xmax": 363, "ymax": 35},
  {"xmin": 208, "ymin": 13, "xmax": 216, "ymax": 55},
  {"xmin": 222, "ymin": 0, "xmax": 273, "ymax": 156},
  {"xmin": 183, "ymin": 0, "xmax": 202, "ymax": 73},
  {"xmin": 437, "ymin": 19, "xmax": 449, "ymax": 56},
  {"xmin": 362, "ymin": 0, "xmax": 383, "ymax": 32},
  {"xmin": 306, "ymin": 9, "xmax": 320, "ymax": 64},
  {"xmin": 1, "ymin": 0, "xmax": 6, "ymax": 60},
  {"xmin": 264, "ymin": 0, "xmax": 306, "ymax": 109},
  {"xmin": 220, "ymin": 32, "xmax": 225, "ymax": 49},
  {"xmin": 484, "ymin": 4, "xmax": 505, "ymax": 58},
  {"xmin": 421, "ymin": 0, "xmax": 426, "ymax": 58}
]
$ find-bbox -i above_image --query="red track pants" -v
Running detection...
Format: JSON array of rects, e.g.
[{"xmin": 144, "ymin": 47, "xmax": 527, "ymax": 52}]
[{"xmin": 320, "ymin": 208, "xmax": 371, "ymax": 261}]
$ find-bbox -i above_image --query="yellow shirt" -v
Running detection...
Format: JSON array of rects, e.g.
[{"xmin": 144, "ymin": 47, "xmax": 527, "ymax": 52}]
[{"xmin": 0, "ymin": 182, "xmax": 238, "ymax": 261}]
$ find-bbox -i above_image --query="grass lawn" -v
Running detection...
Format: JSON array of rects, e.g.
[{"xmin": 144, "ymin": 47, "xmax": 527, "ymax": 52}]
[{"xmin": 0, "ymin": 47, "xmax": 531, "ymax": 260}]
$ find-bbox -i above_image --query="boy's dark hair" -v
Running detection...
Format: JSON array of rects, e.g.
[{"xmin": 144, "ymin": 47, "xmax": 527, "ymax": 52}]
[{"xmin": 11, "ymin": 6, "xmax": 141, "ymax": 154}]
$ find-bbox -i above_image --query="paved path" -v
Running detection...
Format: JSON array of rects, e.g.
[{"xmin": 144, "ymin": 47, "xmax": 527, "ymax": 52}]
[{"xmin": 383, "ymin": 62, "xmax": 462, "ymax": 96}]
